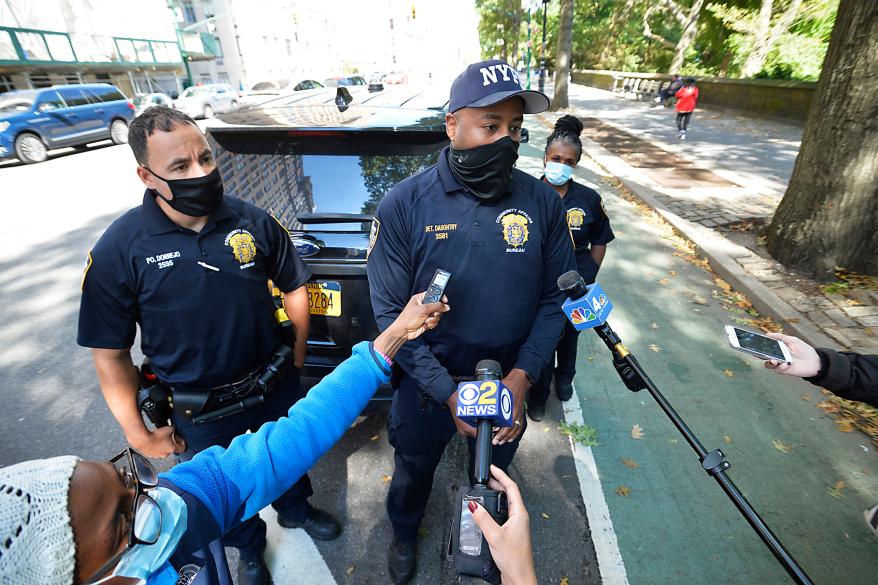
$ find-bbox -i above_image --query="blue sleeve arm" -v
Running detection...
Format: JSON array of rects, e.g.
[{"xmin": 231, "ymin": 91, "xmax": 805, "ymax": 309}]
[
  {"xmin": 161, "ymin": 341, "xmax": 390, "ymax": 532},
  {"xmin": 513, "ymin": 196, "xmax": 577, "ymax": 378},
  {"xmin": 367, "ymin": 190, "xmax": 456, "ymax": 404}
]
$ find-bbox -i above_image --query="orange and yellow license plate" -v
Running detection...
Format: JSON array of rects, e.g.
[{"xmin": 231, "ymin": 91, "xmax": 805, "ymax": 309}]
[{"xmin": 306, "ymin": 282, "xmax": 341, "ymax": 317}]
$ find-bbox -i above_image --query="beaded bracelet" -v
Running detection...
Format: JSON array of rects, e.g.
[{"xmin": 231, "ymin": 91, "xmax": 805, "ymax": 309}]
[{"xmin": 375, "ymin": 348, "xmax": 393, "ymax": 368}]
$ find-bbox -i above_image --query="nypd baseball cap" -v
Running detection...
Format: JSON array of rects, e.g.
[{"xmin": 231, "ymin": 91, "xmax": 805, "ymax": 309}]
[{"xmin": 449, "ymin": 59, "xmax": 550, "ymax": 114}]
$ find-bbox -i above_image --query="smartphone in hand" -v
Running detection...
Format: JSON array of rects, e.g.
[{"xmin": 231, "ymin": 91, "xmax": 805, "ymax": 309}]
[{"xmin": 725, "ymin": 325, "xmax": 792, "ymax": 364}]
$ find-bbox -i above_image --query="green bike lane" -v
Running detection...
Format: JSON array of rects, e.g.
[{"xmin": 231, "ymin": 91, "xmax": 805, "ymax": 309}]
[{"xmin": 518, "ymin": 125, "xmax": 878, "ymax": 585}]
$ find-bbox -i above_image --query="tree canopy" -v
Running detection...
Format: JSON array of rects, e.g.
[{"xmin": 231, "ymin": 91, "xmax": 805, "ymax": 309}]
[{"xmin": 476, "ymin": 0, "xmax": 839, "ymax": 80}]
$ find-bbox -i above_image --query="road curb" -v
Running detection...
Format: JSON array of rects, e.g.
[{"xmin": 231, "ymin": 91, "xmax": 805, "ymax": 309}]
[{"xmin": 569, "ymin": 127, "xmax": 840, "ymax": 351}]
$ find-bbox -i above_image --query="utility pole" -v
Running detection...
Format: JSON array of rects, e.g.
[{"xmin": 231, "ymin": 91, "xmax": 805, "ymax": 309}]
[{"xmin": 538, "ymin": 0, "xmax": 550, "ymax": 92}]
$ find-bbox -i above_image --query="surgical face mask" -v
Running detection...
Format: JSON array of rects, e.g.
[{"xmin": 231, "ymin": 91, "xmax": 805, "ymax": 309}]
[
  {"xmin": 448, "ymin": 135, "xmax": 520, "ymax": 201},
  {"xmin": 146, "ymin": 166, "xmax": 224, "ymax": 217},
  {"xmin": 92, "ymin": 487, "xmax": 188, "ymax": 585},
  {"xmin": 544, "ymin": 161, "xmax": 574, "ymax": 186}
]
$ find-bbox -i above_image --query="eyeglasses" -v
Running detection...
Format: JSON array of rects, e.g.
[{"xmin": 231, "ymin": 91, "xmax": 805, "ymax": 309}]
[{"xmin": 83, "ymin": 448, "xmax": 163, "ymax": 584}]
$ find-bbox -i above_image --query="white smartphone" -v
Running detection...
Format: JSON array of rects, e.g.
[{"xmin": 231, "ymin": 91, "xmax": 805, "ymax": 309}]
[{"xmin": 725, "ymin": 325, "xmax": 793, "ymax": 363}]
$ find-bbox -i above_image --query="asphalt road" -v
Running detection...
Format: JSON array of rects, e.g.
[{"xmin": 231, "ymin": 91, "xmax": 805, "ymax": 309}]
[{"xmin": 1, "ymin": 121, "xmax": 876, "ymax": 585}]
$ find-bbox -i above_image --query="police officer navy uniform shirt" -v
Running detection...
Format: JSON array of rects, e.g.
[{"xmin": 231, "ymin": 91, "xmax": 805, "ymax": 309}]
[
  {"xmin": 367, "ymin": 147, "xmax": 576, "ymax": 405},
  {"xmin": 78, "ymin": 191, "xmax": 311, "ymax": 388},
  {"xmin": 559, "ymin": 180, "xmax": 615, "ymax": 283}
]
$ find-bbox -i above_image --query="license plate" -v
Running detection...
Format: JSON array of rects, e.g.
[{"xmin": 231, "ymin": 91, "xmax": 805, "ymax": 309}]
[{"xmin": 306, "ymin": 281, "xmax": 341, "ymax": 317}]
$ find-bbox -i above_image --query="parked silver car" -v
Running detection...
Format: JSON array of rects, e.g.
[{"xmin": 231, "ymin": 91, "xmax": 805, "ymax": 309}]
[
  {"xmin": 133, "ymin": 92, "xmax": 173, "ymax": 115},
  {"xmin": 173, "ymin": 84, "xmax": 238, "ymax": 119}
]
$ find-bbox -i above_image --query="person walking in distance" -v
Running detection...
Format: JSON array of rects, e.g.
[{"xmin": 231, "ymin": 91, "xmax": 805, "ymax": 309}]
[{"xmin": 675, "ymin": 78, "xmax": 699, "ymax": 140}]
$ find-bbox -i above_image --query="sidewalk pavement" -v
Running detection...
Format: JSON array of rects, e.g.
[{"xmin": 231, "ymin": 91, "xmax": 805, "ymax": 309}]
[{"xmin": 540, "ymin": 83, "xmax": 878, "ymax": 355}]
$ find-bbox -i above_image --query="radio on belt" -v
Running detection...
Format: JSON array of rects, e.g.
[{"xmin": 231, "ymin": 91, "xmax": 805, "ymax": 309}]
[{"xmin": 423, "ymin": 269, "xmax": 451, "ymax": 304}]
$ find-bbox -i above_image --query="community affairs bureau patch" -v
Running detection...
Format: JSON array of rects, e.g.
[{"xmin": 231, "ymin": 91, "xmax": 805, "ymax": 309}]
[
  {"xmin": 496, "ymin": 208, "xmax": 532, "ymax": 253},
  {"xmin": 367, "ymin": 218, "xmax": 380, "ymax": 258},
  {"xmin": 224, "ymin": 228, "xmax": 257, "ymax": 269}
]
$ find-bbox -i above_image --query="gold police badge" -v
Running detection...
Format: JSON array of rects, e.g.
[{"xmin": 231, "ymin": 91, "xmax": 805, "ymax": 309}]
[
  {"xmin": 566, "ymin": 207, "xmax": 586, "ymax": 231},
  {"xmin": 224, "ymin": 229, "xmax": 257, "ymax": 266},
  {"xmin": 497, "ymin": 209, "xmax": 532, "ymax": 253}
]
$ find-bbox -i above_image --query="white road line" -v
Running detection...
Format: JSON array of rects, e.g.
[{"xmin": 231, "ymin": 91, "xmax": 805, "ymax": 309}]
[
  {"xmin": 260, "ymin": 507, "xmax": 339, "ymax": 585},
  {"xmin": 564, "ymin": 383, "xmax": 630, "ymax": 585}
]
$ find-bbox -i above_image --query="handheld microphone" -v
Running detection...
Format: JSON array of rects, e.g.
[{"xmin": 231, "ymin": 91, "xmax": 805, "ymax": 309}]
[
  {"xmin": 555, "ymin": 270, "xmax": 814, "ymax": 585},
  {"xmin": 450, "ymin": 361, "xmax": 509, "ymax": 584},
  {"xmin": 455, "ymin": 360, "xmax": 514, "ymax": 485}
]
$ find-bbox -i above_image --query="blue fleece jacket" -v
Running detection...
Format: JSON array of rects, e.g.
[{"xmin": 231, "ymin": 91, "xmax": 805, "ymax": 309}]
[{"xmin": 153, "ymin": 342, "xmax": 390, "ymax": 583}]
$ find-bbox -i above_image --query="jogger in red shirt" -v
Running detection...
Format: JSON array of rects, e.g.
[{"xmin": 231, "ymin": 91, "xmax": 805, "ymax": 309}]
[{"xmin": 674, "ymin": 78, "xmax": 699, "ymax": 140}]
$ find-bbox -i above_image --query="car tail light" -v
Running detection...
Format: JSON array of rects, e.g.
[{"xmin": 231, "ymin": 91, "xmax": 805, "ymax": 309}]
[{"xmin": 127, "ymin": 100, "xmax": 135, "ymax": 111}]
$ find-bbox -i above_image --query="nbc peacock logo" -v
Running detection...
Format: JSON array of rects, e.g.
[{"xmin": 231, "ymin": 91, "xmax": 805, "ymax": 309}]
[{"xmin": 569, "ymin": 306, "xmax": 597, "ymax": 325}]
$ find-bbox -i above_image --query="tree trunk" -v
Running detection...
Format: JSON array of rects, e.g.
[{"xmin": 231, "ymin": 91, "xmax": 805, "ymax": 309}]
[
  {"xmin": 598, "ymin": 0, "xmax": 637, "ymax": 68},
  {"xmin": 743, "ymin": 0, "xmax": 775, "ymax": 77},
  {"xmin": 550, "ymin": 0, "xmax": 574, "ymax": 110},
  {"xmin": 511, "ymin": 5, "xmax": 521, "ymax": 67},
  {"xmin": 743, "ymin": 0, "xmax": 803, "ymax": 77},
  {"xmin": 765, "ymin": 0, "xmax": 878, "ymax": 277},
  {"xmin": 668, "ymin": 0, "xmax": 705, "ymax": 73}
]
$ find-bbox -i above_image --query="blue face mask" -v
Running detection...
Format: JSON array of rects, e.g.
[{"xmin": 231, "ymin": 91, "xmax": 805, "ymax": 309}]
[
  {"xmin": 94, "ymin": 487, "xmax": 188, "ymax": 585},
  {"xmin": 544, "ymin": 161, "xmax": 574, "ymax": 186}
]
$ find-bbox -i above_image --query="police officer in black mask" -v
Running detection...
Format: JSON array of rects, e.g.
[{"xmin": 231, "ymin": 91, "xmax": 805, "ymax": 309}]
[
  {"xmin": 78, "ymin": 106, "xmax": 340, "ymax": 585},
  {"xmin": 367, "ymin": 59, "xmax": 575, "ymax": 584}
]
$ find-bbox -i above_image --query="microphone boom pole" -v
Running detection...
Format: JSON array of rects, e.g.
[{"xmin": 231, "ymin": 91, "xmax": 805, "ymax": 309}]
[{"xmin": 558, "ymin": 271, "xmax": 814, "ymax": 585}]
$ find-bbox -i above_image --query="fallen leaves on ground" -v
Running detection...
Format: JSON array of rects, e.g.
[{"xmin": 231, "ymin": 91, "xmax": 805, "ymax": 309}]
[
  {"xmin": 649, "ymin": 344, "xmax": 662, "ymax": 352},
  {"xmin": 651, "ymin": 322, "xmax": 660, "ymax": 329},
  {"xmin": 689, "ymin": 294, "xmax": 709, "ymax": 305},
  {"xmin": 723, "ymin": 369, "xmax": 735, "ymax": 377},
  {"xmin": 772, "ymin": 439, "xmax": 793, "ymax": 453},
  {"xmin": 828, "ymin": 480, "xmax": 846, "ymax": 499},
  {"xmin": 668, "ymin": 271, "xmax": 678, "ymax": 277},
  {"xmin": 616, "ymin": 486, "xmax": 632, "ymax": 497},
  {"xmin": 658, "ymin": 277, "xmax": 671, "ymax": 286},
  {"xmin": 801, "ymin": 394, "xmax": 812, "ymax": 401},
  {"xmin": 622, "ymin": 458, "xmax": 639, "ymax": 468},
  {"xmin": 724, "ymin": 435, "xmax": 732, "ymax": 444},
  {"xmin": 816, "ymin": 393, "xmax": 878, "ymax": 446},
  {"xmin": 631, "ymin": 424, "xmax": 644, "ymax": 439}
]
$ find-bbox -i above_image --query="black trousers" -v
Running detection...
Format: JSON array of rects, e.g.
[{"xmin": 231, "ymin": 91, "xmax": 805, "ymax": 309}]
[
  {"xmin": 528, "ymin": 320, "xmax": 581, "ymax": 407},
  {"xmin": 676, "ymin": 111, "xmax": 693, "ymax": 131},
  {"xmin": 386, "ymin": 375, "xmax": 526, "ymax": 542},
  {"xmin": 173, "ymin": 371, "xmax": 312, "ymax": 560}
]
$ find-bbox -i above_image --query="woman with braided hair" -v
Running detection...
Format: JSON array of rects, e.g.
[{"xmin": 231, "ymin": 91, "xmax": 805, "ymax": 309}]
[{"xmin": 527, "ymin": 115, "xmax": 615, "ymax": 422}]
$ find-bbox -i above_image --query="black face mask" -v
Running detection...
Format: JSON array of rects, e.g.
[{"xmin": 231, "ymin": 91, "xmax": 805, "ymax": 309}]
[
  {"xmin": 146, "ymin": 167, "xmax": 225, "ymax": 217},
  {"xmin": 448, "ymin": 136, "xmax": 519, "ymax": 202}
]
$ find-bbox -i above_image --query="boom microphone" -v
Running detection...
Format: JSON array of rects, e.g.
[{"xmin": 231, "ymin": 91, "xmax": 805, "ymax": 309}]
[{"xmin": 555, "ymin": 270, "xmax": 814, "ymax": 585}]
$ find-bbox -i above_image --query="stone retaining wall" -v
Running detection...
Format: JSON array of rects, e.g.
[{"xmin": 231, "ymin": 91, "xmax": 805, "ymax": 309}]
[{"xmin": 572, "ymin": 69, "xmax": 816, "ymax": 122}]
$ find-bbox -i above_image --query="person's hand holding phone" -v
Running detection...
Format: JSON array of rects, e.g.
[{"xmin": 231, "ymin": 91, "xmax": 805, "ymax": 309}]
[
  {"xmin": 468, "ymin": 465, "xmax": 537, "ymax": 585},
  {"xmin": 763, "ymin": 332, "xmax": 822, "ymax": 378}
]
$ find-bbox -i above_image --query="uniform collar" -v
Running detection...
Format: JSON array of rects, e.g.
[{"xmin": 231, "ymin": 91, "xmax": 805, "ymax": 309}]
[
  {"xmin": 141, "ymin": 189, "xmax": 235, "ymax": 236},
  {"xmin": 437, "ymin": 147, "xmax": 465, "ymax": 194}
]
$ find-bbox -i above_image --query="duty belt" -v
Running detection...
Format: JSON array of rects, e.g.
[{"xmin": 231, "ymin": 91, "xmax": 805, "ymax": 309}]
[{"xmin": 173, "ymin": 344, "xmax": 293, "ymax": 425}]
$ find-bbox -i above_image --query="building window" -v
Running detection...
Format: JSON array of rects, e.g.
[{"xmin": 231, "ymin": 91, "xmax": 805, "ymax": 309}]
[
  {"xmin": 286, "ymin": 39, "xmax": 292, "ymax": 56},
  {"xmin": 28, "ymin": 72, "xmax": 52, "ymax": 88},
  {"xmin": 0, "ymin": 75, "xmax": 15, "ymax": 92},
  {"xmin": 200, "ymin": 73, "xmax": 213, "ymax": 84},
  {"xmin": 218, "ymin": 72, "xmax": 230, "ymax": 84},
  {"xmin": 95, "ymin": 73, "xmax": 111, "ymax": 82},
  {"xmin": 181, "ymin": 1, "xmax": 197, "ymax": 23},
  {"xmin": 213, "ymin": 36, "xmax": 223, "ymax": 57},
  {"xmin": 64, "ymin": 73, "xmax": 82, "ymax": 84},
  {"xmin": 18, "ymin": 32, "xmax": 51, "ymax": 61},
  {"xmin": 0, "ymin": 31, "xmax": 17, "ymax": 60}
]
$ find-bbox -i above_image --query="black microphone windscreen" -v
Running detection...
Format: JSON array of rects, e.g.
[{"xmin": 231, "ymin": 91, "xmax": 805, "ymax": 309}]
[
  {"xmin": 558, "ymin": 270, "xmax": 588, "ymax": 300},
  {"xmin": 475, "ymin": 359, "xmax": 502, "ymax": 379}
]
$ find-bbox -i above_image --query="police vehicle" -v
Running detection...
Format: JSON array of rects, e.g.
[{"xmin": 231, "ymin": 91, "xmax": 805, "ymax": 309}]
[{"xmin": 206, "ymin": 85, "xmax": 451, "ymax": 408}]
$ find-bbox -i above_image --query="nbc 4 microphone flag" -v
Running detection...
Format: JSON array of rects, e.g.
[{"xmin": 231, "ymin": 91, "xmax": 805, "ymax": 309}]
[{"xmin": 562, "ymin": 282, "xmax": 613, "ymax": 331}]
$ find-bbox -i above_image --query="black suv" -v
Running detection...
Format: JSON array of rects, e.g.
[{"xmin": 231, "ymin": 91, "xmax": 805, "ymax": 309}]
[{"xmin": 208, "ymin": 86, "xmax": 449, "ymax": 406}]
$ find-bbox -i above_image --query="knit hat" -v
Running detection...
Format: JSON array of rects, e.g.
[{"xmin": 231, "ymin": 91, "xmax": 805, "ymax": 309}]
[{"xmin": 0, "ymin": 456, "xmax": 80, "ymax": 585}]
